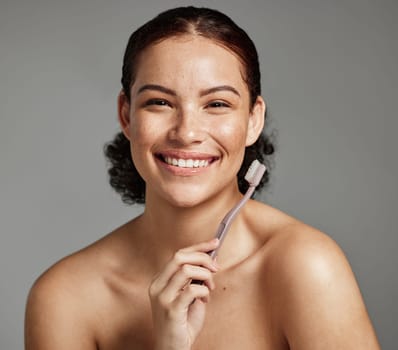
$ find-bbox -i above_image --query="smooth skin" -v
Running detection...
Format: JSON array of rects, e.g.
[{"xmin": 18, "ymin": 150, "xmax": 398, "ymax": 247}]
[{"xmin": 25, "ymin": 35, "xmax": 380, "ymax": 350}]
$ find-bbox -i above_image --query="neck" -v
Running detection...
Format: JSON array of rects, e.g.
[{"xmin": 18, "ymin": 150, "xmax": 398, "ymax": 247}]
[{"xmin": 136, "ymin": 184, "xmax": 244, "ymax": 267}]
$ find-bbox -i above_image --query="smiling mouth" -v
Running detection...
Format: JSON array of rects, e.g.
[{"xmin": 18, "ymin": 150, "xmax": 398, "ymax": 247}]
[{"xmin": 156, "ymin": 154, "xmax": 219, "ymax": 168}]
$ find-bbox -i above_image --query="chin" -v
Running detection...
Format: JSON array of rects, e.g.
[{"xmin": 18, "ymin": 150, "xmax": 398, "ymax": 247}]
[
  {"xmin": 170, "ymin": 199, "xmax": 202, "ymax": 208},
  {"xmin": 157, "ymin": 180, "xmax": 234, "ymax": 209},
  {"xmin": 164, "ymin": 190, "xmax": 211, "ymax": 208}
]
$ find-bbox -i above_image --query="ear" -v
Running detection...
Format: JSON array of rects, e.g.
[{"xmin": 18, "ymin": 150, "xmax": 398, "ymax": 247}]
[
  {"xmin": 245, "ymin": 96, "xmax": 266, "ymax": 146},
  {"xmin": 117, "ymin": 90, "xmax": 132, "ymax": 141}
]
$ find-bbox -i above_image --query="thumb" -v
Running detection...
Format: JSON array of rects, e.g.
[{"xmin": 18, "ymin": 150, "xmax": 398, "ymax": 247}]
[{"xmin": 187, "ymin": 299, "xmax": 207, "ymax": 340}]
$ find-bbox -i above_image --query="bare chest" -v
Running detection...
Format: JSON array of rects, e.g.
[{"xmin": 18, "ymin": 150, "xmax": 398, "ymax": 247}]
[
  {"xmin": 96, "ymin": 269, "xmax": 285, "ymax": 350},
  {"xmin": 194, "ymin": 270, "xmax": 283, "ymax": 349}
]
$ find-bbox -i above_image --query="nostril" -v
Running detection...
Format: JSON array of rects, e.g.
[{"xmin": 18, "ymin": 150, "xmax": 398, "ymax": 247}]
[{"xmin": 167, "ymin": 122, "xmax": 205, "ymax": 145}]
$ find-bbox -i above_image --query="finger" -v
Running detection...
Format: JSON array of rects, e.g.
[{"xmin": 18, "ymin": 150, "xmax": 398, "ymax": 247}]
[
  {"xmin": 153, "ymin": 264, "xmax": 215, "ymax": 307},
  {"xmin": 150, "ymin": 247, "xmax": 219, "ymax": 295},
  {"xmin": 154, "ymin": 251, "xmax": 218, "ymax": 289},
  {"xmin": 160, "ymin": 264, "xmax": 215, "ymax": 303},
  {"xmin": 172, "ymin": 284, "xmax": 211, "ymax": 312},
  {"xmin": 179, "ymin": 238, "xmax": 219, "ymax": 254}
]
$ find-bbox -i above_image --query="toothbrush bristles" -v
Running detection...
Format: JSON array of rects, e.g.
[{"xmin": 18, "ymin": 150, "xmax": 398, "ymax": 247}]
[{"xmin": 244, "ymin": 160, "xmax": 266, "ymax": 186}]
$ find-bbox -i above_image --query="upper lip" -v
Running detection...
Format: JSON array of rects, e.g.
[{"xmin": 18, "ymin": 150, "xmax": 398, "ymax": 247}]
[{"xmin": 155, "ymin": 150, "xmax": 220, "ymax": 161}]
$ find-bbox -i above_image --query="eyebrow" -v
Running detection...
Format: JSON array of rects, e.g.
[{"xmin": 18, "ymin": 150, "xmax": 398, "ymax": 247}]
[
  {"xmin": 137, "ymin": 84, "xmax": 177, "ymax": 96},
  {"xmin": 199, "ymin": 85, "xmax": 241, "ymax": 97},
  {"xmin": 136, "ymin": 84, "xmax": 240, "ymax": 98}
]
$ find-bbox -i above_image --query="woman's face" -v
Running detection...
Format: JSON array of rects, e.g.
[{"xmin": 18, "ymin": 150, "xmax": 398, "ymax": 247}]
[{"xmin": 119, "ymin": 35, "xmax": 265, "ymax": 207}]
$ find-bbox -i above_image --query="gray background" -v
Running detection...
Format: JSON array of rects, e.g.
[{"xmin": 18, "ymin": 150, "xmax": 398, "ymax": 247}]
[{"xmin": 1, "ymin": 0, "xmax": 397, "ymax": 349}]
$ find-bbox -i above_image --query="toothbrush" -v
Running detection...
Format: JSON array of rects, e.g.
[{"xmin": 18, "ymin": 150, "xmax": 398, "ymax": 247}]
[
  {"xmin": 208, "ymin": 159, "xmax": 266, "ymax": 259},
  {"xmin": 191, "ymin": 160, "xmax": 266, "ymax": 285}
]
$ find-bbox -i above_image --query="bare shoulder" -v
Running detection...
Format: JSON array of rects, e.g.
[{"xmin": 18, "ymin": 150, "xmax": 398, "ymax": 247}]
[
  {"xmin": 25, "ymin": 220, "xmax": 139, "ymax": 349},
  {"xmin": 248, "ymin": 201, "xmax": 356, "ymax": 283},
  {"xmin": 256, "ymin": 203, "xmax": 380, "ymax": 349},
  {"xmin": 25, "ymin": 234, "xmax": 113, "ymax": 349},
  {"xmin": 25, "ymin": 252, "xmax": 97, "ymax": 348},
  {"xmin": 268, "ymin": 216, "xmax": 350, "ymax": 284}
]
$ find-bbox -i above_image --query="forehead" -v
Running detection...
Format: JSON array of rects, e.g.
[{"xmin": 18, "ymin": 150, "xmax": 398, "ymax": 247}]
[{"xmin": 132, "ymin": 35, "xmax": 247, "ymax": 91}]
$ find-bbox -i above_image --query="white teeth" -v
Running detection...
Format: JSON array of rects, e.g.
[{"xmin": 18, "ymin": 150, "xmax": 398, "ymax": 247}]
[{"xmin": 164, "ymin": 157, "xmax": 210, "ymax": 168}]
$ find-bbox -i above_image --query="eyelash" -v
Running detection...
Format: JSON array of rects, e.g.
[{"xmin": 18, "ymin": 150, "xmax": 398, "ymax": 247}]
[
  {"xmin": 144, "ymin": 99, "xmax": 170, "ymax": 107},
  {"xmin": 207, "ymin": 101, "xmax": 230, "ymax": 108},
  {"xmin": 143, "ymin": 99, "xmax": 231, "ymax": 110}
]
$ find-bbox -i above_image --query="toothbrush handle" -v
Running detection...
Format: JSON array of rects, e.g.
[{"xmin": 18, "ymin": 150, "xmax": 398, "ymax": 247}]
[
  {"xmin": 190, "ymin": 160, "xmax": 265, "ymax": 290},
  {"xmin": 209, "ymin": 223, "xmax": 226, "ymax": 258},
  {"xmin": 191, "ymin": 224, "xmax": 226, "ymax": 285},
  {"xmin": 210, "ymin": 185, "xmax": 254, "ymax": 257},
  {"xmin": 191, "ymin": 187, "xmax": 255, "ymax": 285}
]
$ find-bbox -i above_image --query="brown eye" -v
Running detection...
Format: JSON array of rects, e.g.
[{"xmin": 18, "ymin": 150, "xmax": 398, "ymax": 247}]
[
  {"xmin": 145, "ymin": 99, "xmax": 170, "ymax": 107},
  {"xmin": 207, "ymin": 101, "xmax": 230, "ymax": 108}
]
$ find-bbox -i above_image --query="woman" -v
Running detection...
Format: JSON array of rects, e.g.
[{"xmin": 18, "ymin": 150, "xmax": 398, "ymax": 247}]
[{"xmin": 25, "ymin": 6, "xmax": 380, "ymax": 350}]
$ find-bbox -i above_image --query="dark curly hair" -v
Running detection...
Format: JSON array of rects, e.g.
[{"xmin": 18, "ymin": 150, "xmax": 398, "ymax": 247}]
[{"xmin": 104, "ymin": 6, "xmax": 275, "ymax": 205}]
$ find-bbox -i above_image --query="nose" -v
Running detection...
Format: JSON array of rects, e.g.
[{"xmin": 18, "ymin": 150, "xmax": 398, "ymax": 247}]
[{"xmin": 167, "ymin": 107, "xmax": 206, "ymax": 145}]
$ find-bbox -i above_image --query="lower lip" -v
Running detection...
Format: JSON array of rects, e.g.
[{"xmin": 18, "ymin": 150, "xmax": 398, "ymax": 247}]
[{"xmin": 155, "ymin": 157, "xmax": 215, "ymax": 176}]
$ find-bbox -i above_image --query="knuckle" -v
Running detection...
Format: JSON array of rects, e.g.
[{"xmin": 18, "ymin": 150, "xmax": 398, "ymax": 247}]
[
  {"xmin": 187, "ymin": 283, "xmax": 207, "ymax": 295},
  {"xmin": 199, "ymin": 253, "xmax": 211, "ymax": 265},
  {"xmin": 202, "ymin": 288, "xmax": 210, "ymax": 297},
  {"xmin": 184, "ymin": 284, "xmax": 196, "ymax": 294},
  {"xmin": 158, "ymin": 294, "xmax": 170, "ymax": 308},
  {"xmin": 181, "ymin": 264, "xmax": 191, "ymax": 276},
  {"xmin": 173, "ymin": 250, "xmax": 184, "ymax": 264},
  {"xmin": 199, "ymin": 266, "xmax": 212, "ymax": 280},
  {"xmin": 204, "ymin": 268, "xmax": 212, "ymax": 278}
]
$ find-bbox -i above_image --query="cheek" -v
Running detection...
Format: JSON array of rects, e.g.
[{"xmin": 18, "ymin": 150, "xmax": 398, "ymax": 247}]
[
  {"xmin": 212, "ymin": 119, "xmax": 248, "ymax": 151},
  {"xmin": 130, "ymin": 116, "xmax": 160, "ymax": 148},
  {"xmin": 128, "ymin": 117, "xmax": 161, "ymax": 175}
]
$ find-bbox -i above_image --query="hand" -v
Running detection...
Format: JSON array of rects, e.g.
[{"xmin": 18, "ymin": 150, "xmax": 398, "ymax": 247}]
[{"xmin": 149, "ymin": 239, "xmax": 220, "ymax": 350}]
